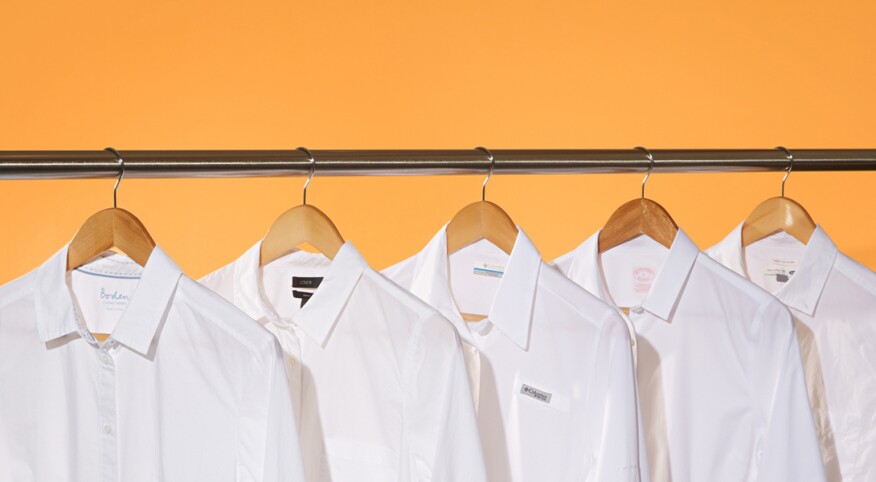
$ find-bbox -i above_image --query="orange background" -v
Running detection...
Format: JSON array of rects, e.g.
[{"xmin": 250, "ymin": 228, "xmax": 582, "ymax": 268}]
[{"xmin": 1, "ymin": 0, "xmax": 875, "ymax": 284}]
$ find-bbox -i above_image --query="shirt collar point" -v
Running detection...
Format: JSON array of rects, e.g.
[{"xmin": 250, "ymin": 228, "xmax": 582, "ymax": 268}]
[
  {"xmin": 110, "ymin": 334, "xmax": 152, "ymax": 357},
  {"xmin": 290, "ymin": 241, "xmax": 369, "ymax": 347},
  {"xmin": 488, "ymin": 308, "xmax": 533, "ymax": 350},
  {"xmin": 485, "ymin": 228, "xmax": 541, "ymax": 349},
  {"xmin": 639, "ymin": 229, "xmax": 699, "ymax": 322},
  {"xmin": 640, "ymin": 302, "xmax": 673, "ymax": 323}
]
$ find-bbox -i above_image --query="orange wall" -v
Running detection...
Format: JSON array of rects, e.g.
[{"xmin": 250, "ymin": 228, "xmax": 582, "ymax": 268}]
[{"xmin": 1, "ymin": 0, "xmax": 875, "ymax": 284}]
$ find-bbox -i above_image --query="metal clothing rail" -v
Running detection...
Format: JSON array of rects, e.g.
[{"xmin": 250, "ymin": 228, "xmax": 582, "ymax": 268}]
[{"xmin": 0, "ymin": 149, "xmax": 875, "ymax": 179}]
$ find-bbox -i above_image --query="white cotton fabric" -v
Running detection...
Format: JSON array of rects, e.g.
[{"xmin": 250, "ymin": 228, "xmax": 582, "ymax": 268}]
[
  {"xmin": 553, "ymin": 228, "xmax": 827, "ymax": 482},
  {"xmin": 0, "ymin": 246, "xmax": 305, "ymax": 482},
  {"xmin": 201, "ymin": 241, "xmax": 487, "ymax": 482},
  {"xmin": 708, "ymin": 224, "xmax": 876, "ymax": 481},
  {"xmin": 383, "ymin": 225, "xmax": 643, "ymax": 482}
]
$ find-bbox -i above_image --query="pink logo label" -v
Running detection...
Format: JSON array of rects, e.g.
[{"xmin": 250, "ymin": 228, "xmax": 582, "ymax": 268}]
[{"xmin": 633, "ymin": 267, "xmax": 656, "ymax": 293}]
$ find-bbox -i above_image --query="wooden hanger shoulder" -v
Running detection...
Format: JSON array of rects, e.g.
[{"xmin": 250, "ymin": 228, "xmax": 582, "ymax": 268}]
[
  {"xmin": 259, "ymin": 204, "xmax": 345, "ymax": 266},
  {"xmin": 598, "ymin": 198, "xmax": 678, "ymax": 253},
  {"xmin": 446, "ymin": 201, "xmax": 517, "ymax": 255},
  {"xmin": 67, "ymin": 207, "xmax": 155, "ymax": 270},
  {"xmin": 741, "ymin": 196, "xmax": 816, "ymax": 246}
]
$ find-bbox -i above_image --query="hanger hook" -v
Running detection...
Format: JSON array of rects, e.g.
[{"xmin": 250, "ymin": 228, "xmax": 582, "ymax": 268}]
[
  {"xmin": 476, "ymin": 146, "xmax": 495, "ymax": 202},
  {"xmin": 105, "ymin": 147, "xmax": 124, "ymax": 208},
  {"xmin": 776, "ymin": 146, "xmax": 794, "ymax": 197},
  {"xmin": 298, "ymin": 147, "xmax": 316, "ymax": 205},
  {"xmin": 635, "ymin": 146, "xmax": 654, "ymax": 199}
]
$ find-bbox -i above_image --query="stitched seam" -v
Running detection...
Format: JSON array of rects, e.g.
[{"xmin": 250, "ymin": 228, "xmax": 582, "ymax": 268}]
[{"xmin": 175, "ymin": 280, "xmax": 268, "ymax": 354}]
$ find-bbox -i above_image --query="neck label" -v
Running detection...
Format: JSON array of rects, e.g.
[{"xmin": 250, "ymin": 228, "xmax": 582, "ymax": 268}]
[
  {"xmin": 473, "ymin": 262, "xmax": 505, "ymax": 278},
  {"xmin": 293, "ymin": 290, "xmax": 314, "ymax": 307},
  {"xmin": 292, "ymin": 276, "xmax": 324, "ymax": 288}
]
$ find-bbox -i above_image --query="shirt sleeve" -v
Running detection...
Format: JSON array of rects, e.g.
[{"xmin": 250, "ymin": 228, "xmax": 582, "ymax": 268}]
[
  {"xmin": 587, "ymin": 312, "xmax": 644, "ymax": 482},
  {"xmin": 239, "ymin": 337, "xmax": 306, "ymax": 482},
  {"xmin": 406, "ymin": 313, "xmax": 488, "ymax": 482},
  {"xmin": 754, "ymin": 299, "xmax": 826, "ymax": 481}
]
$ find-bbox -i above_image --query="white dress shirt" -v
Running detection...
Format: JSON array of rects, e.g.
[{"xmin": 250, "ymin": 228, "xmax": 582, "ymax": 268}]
[
  {"xmin": 201, "ymin": 241, "xmax": 487, "ymax": 482},
  {"xmin": 553, "ymin": 229, "xmax": 826, "ymax": 482},
  {"xmin": 0, "ymin": 245, "xmax": 304, "ymax": 482},
  {"xmin": 708, "ymin": 224, "xmax": 876, "ymax": 481},
  {"xmin": 383, "ymin": 226, "xmax": 643, "ymax": 482}
]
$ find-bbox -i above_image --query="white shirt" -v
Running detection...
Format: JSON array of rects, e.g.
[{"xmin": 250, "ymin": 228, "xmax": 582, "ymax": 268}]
[
  {"xmin": 708, "ymin": 224, "xmax": 876, "ymax": 481},
  {"xmin": 383, "ymin": 226, "xmax": 643, "ymax": 482},
  {"xmin": 553, "ymin": 229, "xmax": 826, "ymax": 482},
  {"xmin": 0, "ymin": 245, "xmax": 304, "ymax": 482},
  {"xmin": 201, "ymin": 241, "xmax": 487, "ymax": 482}
]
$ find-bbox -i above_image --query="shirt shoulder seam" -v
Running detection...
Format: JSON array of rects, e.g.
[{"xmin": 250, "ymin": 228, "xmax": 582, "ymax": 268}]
[
  {"xmin": 833, "ymin": 254, "xmax": 876, "ymax": 297},
  {"xmin": 362, "ymin": 268, "xmax": 438, "ymax": 317},
  {"xmin": 698, "ymin": 254, "xmax": 777, "ymax": 305},
  {"xmin": 539, "ymin": 268, "xmax": 616, "ymax": 325},
  {"xmin": 176, "ymin": 276, "xmax": 272, "ymax": 354},
  {"xmin": 0, "ymin": 271, "xmax": 37, "ymax": 310}
]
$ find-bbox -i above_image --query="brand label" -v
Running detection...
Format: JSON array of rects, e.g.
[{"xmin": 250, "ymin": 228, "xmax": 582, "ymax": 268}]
[
  {"xmin": 99, "ymin": 287, "xmax": 130, "ymax": 312},
  {"xmin": 473, "ymin": 262, "xmax": 505, "ymax": 278},
  {"xmin": 293, "ymin": 290, "xmax": 314, "ymax": 307},
  {"xmin": 765, "ymin": 258, "xmax": 799, "ymax": 284},
  {"xmin": 292, "ymin": 276, "xmax": 323, "ymax": 289},
  {"xmin": 633, "ymin": 267, "xmax": 656, "ymax": 293},
  {"xmin": 520, "ymin": 384, "xmax": 552, "ymax": 404}
]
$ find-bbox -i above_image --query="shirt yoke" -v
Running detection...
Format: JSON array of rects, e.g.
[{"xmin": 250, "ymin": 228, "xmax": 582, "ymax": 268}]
[
  {"xmin": 361, "ymin": 268, "xmax": 462, "ymax": 349},
  {"xmin": 833, "ymin": 253, "xmax": 876, "ymax": 299},
  {"xmin": 198, "ymin": 263, "xmax": 236, "ymax": 302},
  {"xmin": 0, "ymin": 270, "xmax": 37, "ymax": 311},
  {"xmin": 175, "ymin": 276, "xmax": 275, "ymax": 355},
  {"xmin": 380, "ymin": 256, "xmax": 415, "ymax": 290},
  {"xmin": 539, "ymin": 262, "xmax": 619, "ymax": 328},
  {"xmin": 697, "ymin": 254, "xmax": 778, "ymax": 308}
]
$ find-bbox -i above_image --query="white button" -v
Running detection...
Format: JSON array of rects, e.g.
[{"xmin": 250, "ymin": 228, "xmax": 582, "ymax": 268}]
[
  {"xmin": 631, "ymin": 306, "xmax": 645, "ymax": 315},
  {"xmin": 100, "ymin": 354, "xmax": 111, "ymax": 364},
  {"xmin": 103, "ymin": 425, "xmax": 112, "ymax": 434}
]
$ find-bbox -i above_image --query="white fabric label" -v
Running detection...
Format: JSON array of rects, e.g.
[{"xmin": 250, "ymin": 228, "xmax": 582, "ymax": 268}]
[
  {"xmin": 764, "ymin": 258, "xmax": 799, "ymax": 284},
  {"xmin": 473, "ymin": 262, "xmax": 505, "ymax": 278}
]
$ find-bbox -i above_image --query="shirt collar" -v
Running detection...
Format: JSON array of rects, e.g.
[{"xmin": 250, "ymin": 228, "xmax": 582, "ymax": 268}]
[
  {"xmin": 233, "ymin": 240, "xmax": 368, "ymax": 347},
  {"xmin": 564, "ymin": 228, "xmax": 700, "ymax": 321},
  {"xmin": 711, "ymin": 223, "xmax": 837, "ymax": 316},
  {"xmin": 408, "ymin": 225, "xmax": 542, "ymax": 350},
  {"xmin": 34, "ymin": 245, "xmax": 183, "ymax": 356}
]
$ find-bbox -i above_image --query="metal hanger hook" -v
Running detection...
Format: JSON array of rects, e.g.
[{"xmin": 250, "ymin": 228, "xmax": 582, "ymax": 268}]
[
  {"xmin": 105, "ymin": 147, "xmax": 124, "ymax": 208},
  {"xmin": 476, "ymin": 146, "xmax": 495, "ymax": 202},
  {"xmin": 298, "ymin": 147, "xmax": 316, "ymax": 205},
  {"xmin": 776, "ymin": 146, "xmax": 794, "ymax": 197},
  {"xmin": 635, "ymin": 146, "xmax": 654, "ymax": 199}
]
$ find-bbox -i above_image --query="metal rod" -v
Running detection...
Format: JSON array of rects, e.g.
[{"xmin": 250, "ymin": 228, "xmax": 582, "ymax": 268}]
[{"xmin": 0, "ymin": 149, "xmax": 875, "ymax": 179}]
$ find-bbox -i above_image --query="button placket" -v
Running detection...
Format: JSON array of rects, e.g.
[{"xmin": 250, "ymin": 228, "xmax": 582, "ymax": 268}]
[
  {"xmin": 269, "ymin": 319, "xmax": 304, "ymax": 430},
  {"xmin": 97, "ymin": 344, "xmax": 119, "ymax": 482},
  {"xmin": 618, "ymin": 308, "xmax": 640, "ymax": 365},
  {"xmin": 288, "ymin": 323, "xmax": 304, "ymax": 430}
]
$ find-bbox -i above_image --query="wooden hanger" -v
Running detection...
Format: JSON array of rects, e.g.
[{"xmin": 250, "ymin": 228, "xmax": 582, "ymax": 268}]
[
  {"xmin": 741, "ymin": 147, "xmax": 816, "ymax": 246},
  {"xmin": 67, "ymin": 208, "xmax": 155, "ymax": 270},
  {"xmin": 445, "ymin": 148, "xmax": 518, "ymax": 322},
  {"xmin": 259, "ymin": 147, "xmax": 345, "ymax": 266},
  {"xmin": 446, "ymin": 147, "xmax": 518, "ymax": 255},
  {"xmin": 67, "ymin": 148, "xmax": 156, "ymax": 342},
  {"xmin": 598, "ymin": 147, "xmax": 678, "ymax": 253},
  {"xmin": 446, "ymin": 201, "xmax": 518, "ymax": 255}
]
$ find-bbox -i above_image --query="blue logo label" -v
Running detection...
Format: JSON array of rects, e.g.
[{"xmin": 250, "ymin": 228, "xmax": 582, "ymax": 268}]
[{"xmin": 100, "ymin": 288, "xmax": 129, "ymax": 302}]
